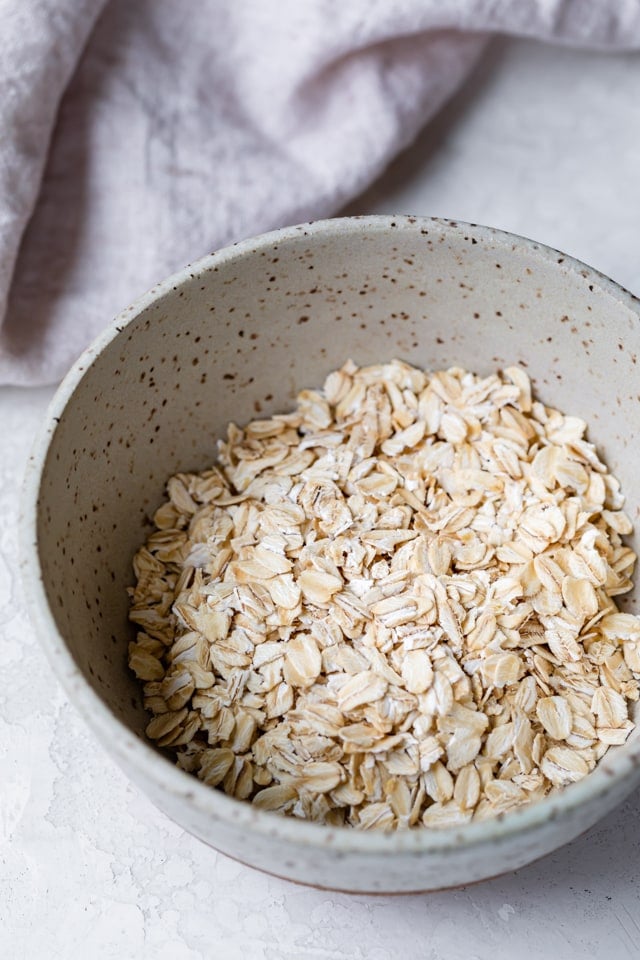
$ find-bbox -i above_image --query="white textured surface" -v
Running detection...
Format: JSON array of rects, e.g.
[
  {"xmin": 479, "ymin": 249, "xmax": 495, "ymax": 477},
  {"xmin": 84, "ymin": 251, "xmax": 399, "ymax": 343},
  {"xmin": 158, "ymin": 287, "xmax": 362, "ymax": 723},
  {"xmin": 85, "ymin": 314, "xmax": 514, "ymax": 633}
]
[{"xmin": 3, "ymin": 38, "xmax": 640, "ymax": 959}]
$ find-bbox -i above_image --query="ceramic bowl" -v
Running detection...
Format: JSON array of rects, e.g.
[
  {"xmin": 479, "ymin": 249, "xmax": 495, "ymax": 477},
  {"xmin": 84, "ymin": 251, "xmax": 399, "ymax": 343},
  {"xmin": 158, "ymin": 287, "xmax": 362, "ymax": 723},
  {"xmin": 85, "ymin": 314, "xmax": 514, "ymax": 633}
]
[{"xmin": 22, "ymin": 216, "xmax": 640, "ymax": 893}]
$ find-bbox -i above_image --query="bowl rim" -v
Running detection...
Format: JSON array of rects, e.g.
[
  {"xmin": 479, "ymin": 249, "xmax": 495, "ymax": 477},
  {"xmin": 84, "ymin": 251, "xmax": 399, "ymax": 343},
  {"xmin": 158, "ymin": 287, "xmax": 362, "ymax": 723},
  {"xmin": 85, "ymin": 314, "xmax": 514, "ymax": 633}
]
[{"xmin": 21, "ymin": 214, "xmax": 640, "ymax": 856}]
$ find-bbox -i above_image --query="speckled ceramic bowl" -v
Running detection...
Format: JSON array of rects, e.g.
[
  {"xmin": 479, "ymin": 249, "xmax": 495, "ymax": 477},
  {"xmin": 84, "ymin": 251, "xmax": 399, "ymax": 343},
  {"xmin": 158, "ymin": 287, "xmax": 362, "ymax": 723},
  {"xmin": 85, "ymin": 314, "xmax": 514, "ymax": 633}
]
[{"xmin": 22, "ymin": 216, "xmax": 640, "ymax": 893}]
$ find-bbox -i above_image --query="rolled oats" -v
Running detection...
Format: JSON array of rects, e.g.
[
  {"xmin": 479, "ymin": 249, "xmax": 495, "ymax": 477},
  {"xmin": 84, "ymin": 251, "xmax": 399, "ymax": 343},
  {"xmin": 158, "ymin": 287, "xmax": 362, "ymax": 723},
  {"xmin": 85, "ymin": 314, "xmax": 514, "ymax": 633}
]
[{"xmin": 128, "ymin": 360, "xmax": 640, "ymax": 830}]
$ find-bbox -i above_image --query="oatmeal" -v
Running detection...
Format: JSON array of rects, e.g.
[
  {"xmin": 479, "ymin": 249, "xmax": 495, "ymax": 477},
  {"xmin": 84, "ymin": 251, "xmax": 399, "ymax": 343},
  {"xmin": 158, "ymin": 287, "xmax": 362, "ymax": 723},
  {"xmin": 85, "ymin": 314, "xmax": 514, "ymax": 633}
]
[{"xmin": 127, "ymin": 360, "xmax": 640, "ymax": 829}]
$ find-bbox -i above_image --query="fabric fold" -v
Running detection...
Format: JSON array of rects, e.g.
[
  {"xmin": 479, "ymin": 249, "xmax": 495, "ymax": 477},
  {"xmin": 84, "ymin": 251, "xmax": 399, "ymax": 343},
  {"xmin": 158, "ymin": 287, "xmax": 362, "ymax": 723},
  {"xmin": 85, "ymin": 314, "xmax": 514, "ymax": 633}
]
[{"xmin": 0, "ymin": 0, "xmax": 106, "ymax": 348}]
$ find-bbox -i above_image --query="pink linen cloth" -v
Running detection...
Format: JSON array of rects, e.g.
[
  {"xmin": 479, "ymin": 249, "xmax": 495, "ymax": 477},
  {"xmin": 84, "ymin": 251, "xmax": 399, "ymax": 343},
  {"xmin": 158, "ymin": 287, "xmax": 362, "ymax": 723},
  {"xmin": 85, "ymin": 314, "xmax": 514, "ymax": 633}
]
[{"xmin": 2, "ymin": 0, "xmax": 640, "ymax": 385}]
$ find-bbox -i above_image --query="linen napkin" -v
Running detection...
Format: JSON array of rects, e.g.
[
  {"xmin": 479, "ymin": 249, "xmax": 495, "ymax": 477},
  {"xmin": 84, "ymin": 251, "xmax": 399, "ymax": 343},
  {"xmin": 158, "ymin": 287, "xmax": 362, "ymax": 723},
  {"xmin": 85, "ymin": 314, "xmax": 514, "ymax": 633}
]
[{"xmin": 2, "ymin": 0, "xmax": 640, "ymax": 385}]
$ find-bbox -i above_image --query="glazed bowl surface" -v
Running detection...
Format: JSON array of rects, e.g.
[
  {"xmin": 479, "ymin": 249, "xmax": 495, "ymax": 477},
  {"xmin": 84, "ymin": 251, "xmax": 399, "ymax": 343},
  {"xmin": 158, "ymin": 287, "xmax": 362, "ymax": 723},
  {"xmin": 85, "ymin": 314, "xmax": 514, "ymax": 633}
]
[{"xmin": 23, "ymin": 216, "xmax": 640, "ymax": 893}]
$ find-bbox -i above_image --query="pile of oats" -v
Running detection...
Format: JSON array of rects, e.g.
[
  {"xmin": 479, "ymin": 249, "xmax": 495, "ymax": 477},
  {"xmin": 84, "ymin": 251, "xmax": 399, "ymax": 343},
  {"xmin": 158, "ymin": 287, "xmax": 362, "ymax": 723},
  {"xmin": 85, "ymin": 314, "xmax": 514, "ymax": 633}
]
[{"xmin": 128, "ymin": 360, "xmax": 640, "ymax": 829}]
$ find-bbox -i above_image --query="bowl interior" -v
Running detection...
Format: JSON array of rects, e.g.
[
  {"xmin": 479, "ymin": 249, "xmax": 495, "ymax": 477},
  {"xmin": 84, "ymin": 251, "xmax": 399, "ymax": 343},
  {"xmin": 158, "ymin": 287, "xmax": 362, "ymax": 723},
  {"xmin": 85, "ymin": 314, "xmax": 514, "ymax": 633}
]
[{"xmin": 34, "ymin": 217, "xmax": 640, "ymax": 749}]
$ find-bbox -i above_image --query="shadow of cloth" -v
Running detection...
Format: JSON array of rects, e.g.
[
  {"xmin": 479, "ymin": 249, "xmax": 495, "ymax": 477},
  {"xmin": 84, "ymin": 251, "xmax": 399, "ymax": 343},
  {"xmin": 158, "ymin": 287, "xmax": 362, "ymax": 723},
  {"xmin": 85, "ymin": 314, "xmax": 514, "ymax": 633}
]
[{"xmin": 341, "ymin": 38, "xmax": 504, "ymax": 218}]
